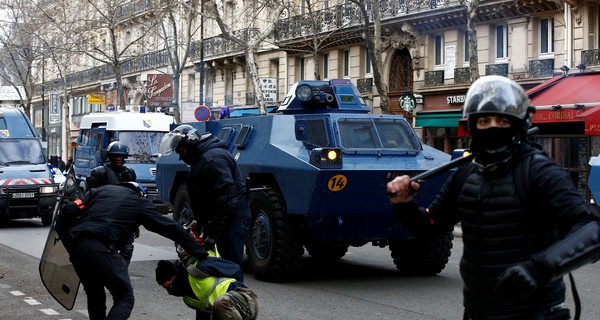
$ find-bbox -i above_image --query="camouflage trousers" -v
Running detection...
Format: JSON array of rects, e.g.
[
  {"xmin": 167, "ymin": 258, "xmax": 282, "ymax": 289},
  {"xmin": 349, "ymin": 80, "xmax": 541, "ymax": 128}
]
[{"xmin": 212, "ymin": 287, "xmax": 258, "ymax": 320}]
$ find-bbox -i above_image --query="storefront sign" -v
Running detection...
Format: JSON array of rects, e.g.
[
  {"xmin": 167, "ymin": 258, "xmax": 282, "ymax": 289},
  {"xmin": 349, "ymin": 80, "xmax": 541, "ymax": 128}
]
[
  {"xmin": 88, "ymin": 94, "xmax": 106, "ymax": 104},
  {"xmin": 446, "ymin": 95, "xmax": 465, "ymax": 104},
  {"xmin": 531, "ymin": 109, "xmax": 584, "ymax": 122},
  {"xmin": 49, "ymin": 94, "xmax": 60, "ymax": 124},
  {"xmin": 146, "ymin": 74, "xmax": 173, "ymax": 107}
]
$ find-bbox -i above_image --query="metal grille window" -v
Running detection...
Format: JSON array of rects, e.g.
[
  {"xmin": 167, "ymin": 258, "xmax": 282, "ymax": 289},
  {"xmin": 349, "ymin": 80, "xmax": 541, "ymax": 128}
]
[{"xmin": 337, "ymin": 118, "xmax": 418, "ymax": 151}]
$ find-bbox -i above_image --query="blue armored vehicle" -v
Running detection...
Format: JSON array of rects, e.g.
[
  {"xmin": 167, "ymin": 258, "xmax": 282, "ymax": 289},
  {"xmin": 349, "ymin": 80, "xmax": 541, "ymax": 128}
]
[{"xmin": 157, "ymin": 79, "xmax": 454, "ymax": 281}]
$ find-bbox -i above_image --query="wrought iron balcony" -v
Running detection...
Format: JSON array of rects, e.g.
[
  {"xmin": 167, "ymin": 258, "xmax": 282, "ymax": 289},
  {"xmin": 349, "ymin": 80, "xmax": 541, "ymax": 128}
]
[
  {"xmin": 357, "ymin": 78, "xmax": 373, "ymax": 94},
  {"xmin": 116, "ymin": 0, "xmax": 160, "ymax": 21},
  {"xmin": 582, "ymin": 49, "xmax": 600, "ymax": 66},
  {"xmin": 453, "ymin": 67, "xmax": 470, "ymax": 85},
  {"xmin": 528, "ymin": 59, "xmax": 554, "ymax": 78},
  {"xmin": 34, "ymin": 49, "xmax": 170, "ymax": 95},
  {"xmin": 274, "ymin": 0, "xmax": 450, "ymax": 42},
  {"xmin": 424, "ymin": 70, "xmax": 444, "ymax": 87},
  {"xmin": 485, "ymin": 63, "xmax": 508, "ymax": 77},
  {"xmin": 191, "ymin": 29, "xmax": 259, "ymax": 60}
]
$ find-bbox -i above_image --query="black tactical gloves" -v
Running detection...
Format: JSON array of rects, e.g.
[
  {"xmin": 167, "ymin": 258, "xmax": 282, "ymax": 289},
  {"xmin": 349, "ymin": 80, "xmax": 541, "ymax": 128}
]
[{"xmin": 495, "ymin": 257, "xmax": 550, "ymax": 301}]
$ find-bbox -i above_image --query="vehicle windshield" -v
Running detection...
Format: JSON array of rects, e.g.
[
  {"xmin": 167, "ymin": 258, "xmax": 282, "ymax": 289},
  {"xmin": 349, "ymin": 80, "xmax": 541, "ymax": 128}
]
[
  {"xmin": 117, "ymin": 131, "xmax": 166, "ymax": 162},
  {"xmin": 0, "ymin": 139, "xmax": 46, "ymax": 164},
  {"xmin": 337, "ymin": 118, "xmax": 419, "ymax": 151}
]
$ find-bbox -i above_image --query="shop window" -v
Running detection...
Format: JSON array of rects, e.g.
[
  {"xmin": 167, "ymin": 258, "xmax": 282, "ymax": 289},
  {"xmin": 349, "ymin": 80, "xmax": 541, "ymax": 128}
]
[
  {"xmin": 322, "ymin": 53, "xmax": 329, "ymax": 79},
  {"xmin": 343, "ymin": 50, "xmax": 349, "ymax": 77},
  {"xmin": 535, "ymin": 135, "xmax": 588, "ymax": 195}
]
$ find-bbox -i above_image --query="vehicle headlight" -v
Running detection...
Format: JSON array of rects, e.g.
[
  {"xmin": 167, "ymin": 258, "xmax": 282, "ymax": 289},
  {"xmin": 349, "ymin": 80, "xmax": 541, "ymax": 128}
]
[
  {"xmin": 310, "ymin": 148, "xmax": 343, "ymax": 169},
  {"xmin": 296, "ymin": 84, "xmax": 313, "ymax": 102},
  {"xmin": 40, "ymin": 186, "xmax": 58, "ymax": 194}
]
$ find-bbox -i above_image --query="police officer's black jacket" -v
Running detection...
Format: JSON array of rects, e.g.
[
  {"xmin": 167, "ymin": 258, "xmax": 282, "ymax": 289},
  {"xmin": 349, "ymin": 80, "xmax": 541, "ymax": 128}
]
[
  {"xmin": 393, "ymin": 142, "xmax": 597, "ymax": 319},
  {"xmin": 61, "ymin": 185, "xmax": 206, "ymax": 259},
  {"xmin": 187, "ymin": 135, "xmax": 250, "ymax": 238},
  {"xmin": 87, "ymin": 163, "xmax": 137, "ymax": 189}
]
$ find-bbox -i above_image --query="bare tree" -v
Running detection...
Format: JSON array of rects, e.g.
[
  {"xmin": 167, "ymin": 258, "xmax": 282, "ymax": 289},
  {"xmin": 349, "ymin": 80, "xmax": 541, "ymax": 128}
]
[
  {"xmin": 459, "ymin": 0, "xmax": 480, "ymax": 82},
  {"xmin": 274, "ymin": 0, "xmax": 362, "ymax": 80},
  {"xmin": 207, "ymin": 0, "xmax": 291, "ymax": 114},
  {"xmin": 151, "ymin": 0, "xmax": 202, "ymax": 122},
  {"xmin": 37, "ymin": 0, "xmax": 167, "ymax": 110},
  {"xmin": 0, "ymin": 0, "xmax": 43, "ymax": 117},
  {"xmin": 348, "ymin": 0, "xmax": 389, "ymax": 113}
]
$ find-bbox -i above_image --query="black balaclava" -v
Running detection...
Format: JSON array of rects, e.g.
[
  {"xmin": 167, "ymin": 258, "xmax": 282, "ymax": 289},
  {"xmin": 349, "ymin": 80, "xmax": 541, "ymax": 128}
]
[{"xmin": 469, "ymin": 117, "xmax": 521, "ymax": 168}]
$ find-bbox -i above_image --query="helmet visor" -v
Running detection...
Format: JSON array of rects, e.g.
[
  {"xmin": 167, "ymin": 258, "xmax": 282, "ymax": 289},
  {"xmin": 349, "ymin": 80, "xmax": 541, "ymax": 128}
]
[{"xmin": 159, "ymin": 132, "xmax": 184, "ymax": 155}]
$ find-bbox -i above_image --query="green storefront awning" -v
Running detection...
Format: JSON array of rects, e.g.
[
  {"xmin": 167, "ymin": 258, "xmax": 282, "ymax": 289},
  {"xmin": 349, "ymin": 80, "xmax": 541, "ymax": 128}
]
[{"xmin": 415, "ymin": 112, "xmax": 464, "ymax": 127}]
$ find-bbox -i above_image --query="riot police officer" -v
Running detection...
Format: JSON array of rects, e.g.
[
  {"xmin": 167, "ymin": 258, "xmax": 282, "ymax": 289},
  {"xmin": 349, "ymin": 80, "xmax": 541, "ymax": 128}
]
[
  {"xmin": 387, "ymin": 76, "xmax": 600, "ymax": 319},
  {"xmin": 159, "ymin": 125, "xmax": 250, "ymax": 272},
  {"xmin": 58, "ymin": 182, "xmax": 209, "ymax": 320},
  {"xmin": 86, "ymin": 141, "xmax": 138, "ymax": 265}
]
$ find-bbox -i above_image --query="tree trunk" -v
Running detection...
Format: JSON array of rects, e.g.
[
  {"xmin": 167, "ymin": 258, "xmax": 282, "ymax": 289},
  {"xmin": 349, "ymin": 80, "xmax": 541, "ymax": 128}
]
[{"xmin": 246, "ymin": 48, "xmax": 266, "ymax": 114}]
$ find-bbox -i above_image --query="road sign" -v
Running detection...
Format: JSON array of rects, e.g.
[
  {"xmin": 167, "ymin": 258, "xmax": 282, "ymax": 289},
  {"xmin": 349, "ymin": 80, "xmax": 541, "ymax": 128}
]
[{"xmin": 195, "ymin": 105, "xmax": 211, "ymax": 122}]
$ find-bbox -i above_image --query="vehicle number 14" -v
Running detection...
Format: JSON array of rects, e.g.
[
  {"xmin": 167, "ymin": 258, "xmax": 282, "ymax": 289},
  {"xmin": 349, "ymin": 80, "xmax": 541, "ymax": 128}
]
[{"xmin": 328, "ymin": 174, "xmax": 347, "ymax": 192}]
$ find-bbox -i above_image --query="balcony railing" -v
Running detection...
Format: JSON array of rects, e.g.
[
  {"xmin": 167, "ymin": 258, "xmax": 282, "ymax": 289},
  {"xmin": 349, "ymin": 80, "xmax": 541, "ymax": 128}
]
[
  {"xmin": 528, "ymin": 59, "xmax": 554, "ymax": 78},
  {"xmin": 116, "ymin": 0, "xmax": 160, "ymax": 21},
  {"xmin": 424, "ymin": 70, "xmax": 444, "ymax": 87},
  {"xmin": 34, "ymin": 49, "xmax": 171, "ymax": 95},
  {"xmin": 274, "ymin": 0, "xmax": 450, "ymax": 41},
  {"xmin": 582, "ymin": 49, "xmax": 600, "ymax": 66},
  {"xmin": 191, "ymin": 29, "xmax": 259, "ymax": 60},
  {"xmin": 485, "ymin": 63, "xmax": 508, "ymax": 77},
  {"xmin": 357, "ymin": 78, "xmax": 373, "ymax": 93}
]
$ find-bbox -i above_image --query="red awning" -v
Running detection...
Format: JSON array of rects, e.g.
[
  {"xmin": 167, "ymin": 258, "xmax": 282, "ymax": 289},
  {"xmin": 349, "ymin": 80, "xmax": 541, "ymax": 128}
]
[
  {"xmin": 532, "ymin": 107, "xmax": 600, "ymax": 135},
  {"xmin": 528, "ymin": 72, "xmax": 600, "ymax": 106}
]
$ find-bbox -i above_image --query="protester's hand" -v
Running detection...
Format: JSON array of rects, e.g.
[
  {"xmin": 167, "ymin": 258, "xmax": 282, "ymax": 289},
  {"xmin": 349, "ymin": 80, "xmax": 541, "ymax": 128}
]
[
  {"xmin": 386, "ymin": 175, "xmax": 419, "ymax": 204},
  {"xmin": 495, "ymin": 260, "xmax": 543, "ymax": 301}
]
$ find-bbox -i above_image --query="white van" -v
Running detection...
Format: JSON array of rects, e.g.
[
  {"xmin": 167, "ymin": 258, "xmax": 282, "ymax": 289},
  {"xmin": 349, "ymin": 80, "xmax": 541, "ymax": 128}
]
[{"xmin": 74, "ymin": 110, "xmax": 175, "ymax": 213}]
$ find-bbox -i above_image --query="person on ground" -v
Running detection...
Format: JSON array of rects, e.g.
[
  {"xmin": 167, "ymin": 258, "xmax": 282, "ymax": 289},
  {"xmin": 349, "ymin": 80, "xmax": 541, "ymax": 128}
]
[{"xmin": 155, "ymin": 249, "xmax": 258, "ymax": 320}]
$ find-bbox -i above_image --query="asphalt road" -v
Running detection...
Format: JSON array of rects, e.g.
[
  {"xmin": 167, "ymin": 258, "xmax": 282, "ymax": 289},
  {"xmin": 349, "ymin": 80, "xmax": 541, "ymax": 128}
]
[{"xmin": 1, "ymin": 218, "xmax": 599, "ymax": 320}]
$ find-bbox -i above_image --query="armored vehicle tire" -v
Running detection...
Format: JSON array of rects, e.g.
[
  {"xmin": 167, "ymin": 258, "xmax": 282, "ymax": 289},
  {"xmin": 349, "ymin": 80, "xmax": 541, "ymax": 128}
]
[
  {"xmin": 389, "ymin": 231, "xmax": 453, "ymax": 276},
  {"xmin": 173, "ymin": 183, "xmax": 193, "ymax": 226},
  {"xmin": 306, "ymin": 242, "xmax": 348, "ymax": 260},
  {"xmin": 246, "ymin": 186, "xmax": 303, "ymax": 282},
  {"xmin": 41, "ymin": 214, "xmax": 53, "ymax": 226}
]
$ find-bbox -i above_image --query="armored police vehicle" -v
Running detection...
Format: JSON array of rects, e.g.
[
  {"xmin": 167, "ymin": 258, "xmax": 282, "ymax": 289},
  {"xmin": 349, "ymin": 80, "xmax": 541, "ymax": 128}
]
[
  {"xmin": 157, "ymin": 79, "xmax": 453, "ymax": 281},
  {"xmin": 74, "ymin": 110, "xmax": 175, "ymax": 213},
  {"xmin": 0, "ymin": 107, "xmax": 59, "ymax": 225}
]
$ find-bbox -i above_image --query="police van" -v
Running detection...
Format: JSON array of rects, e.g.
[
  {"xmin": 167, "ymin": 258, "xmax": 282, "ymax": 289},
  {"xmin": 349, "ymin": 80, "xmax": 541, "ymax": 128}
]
[
  {"xmin": 74, "ymin": 110, "xmax": 175, "ymax": 213},
  {"xmin": 0, "ymin": 107, "xmax": 59, "ymax": 225}
]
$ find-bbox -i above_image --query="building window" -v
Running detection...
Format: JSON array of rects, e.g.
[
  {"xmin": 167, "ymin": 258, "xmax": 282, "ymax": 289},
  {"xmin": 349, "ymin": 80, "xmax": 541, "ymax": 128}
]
[
  {"xmin": 464, "ymin": 31, "xmax": 470, "ymax": 63},
  {"xmin": 434, "ymin": 34, "xmax": 444, "ymax": 66},
  {"xmin": 322, "ymin": 53, "xmax": 329, "ymax": 79},
  {"xmin": 343, "ymin": 49, "xmax": 349, "ymax": 77},
  {"xmin": 300, "ymin": 57, "xmax": 305, "ymax": 80},
  {"xmin": 496, "ymin": 24, "xmax": 508, "ymax": 60},
  {"xmin": 364, "ymin": 47, "xmax": 371, "ymax": 75},
  {"xmin": 540, "ymin": 18, "xmax": 554, "ymax": 54},
  {"xmin": 187, "ymin": 73, "xmax": 195, "ymax": 101}
]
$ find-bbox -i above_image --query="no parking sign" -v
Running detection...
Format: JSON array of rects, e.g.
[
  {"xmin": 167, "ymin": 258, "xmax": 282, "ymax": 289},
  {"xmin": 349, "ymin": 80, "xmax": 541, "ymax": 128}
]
[{"xmin": 195, "ymin": 105, "xmax": 211, "ymax": 122}]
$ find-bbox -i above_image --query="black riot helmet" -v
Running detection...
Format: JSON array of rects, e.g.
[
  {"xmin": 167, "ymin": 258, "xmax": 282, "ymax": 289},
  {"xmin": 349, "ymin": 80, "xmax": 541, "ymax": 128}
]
[
  {"xmin": 107, "ymin": 141, "xmax": 129, "ymax": 157},
  {"xmin": 159, "ymin": 124, "xmax": 209, "ymax": 156},
  {"xmin": 463, "ymin": 75, "xmax": 534, "ymax": 139}
]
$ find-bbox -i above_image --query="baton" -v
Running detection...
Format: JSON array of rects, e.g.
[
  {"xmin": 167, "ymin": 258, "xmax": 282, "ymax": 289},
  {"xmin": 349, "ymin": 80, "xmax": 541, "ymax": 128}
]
[{"xmin": 408, "ymin": 126, "xmax": 540, "ymax": 184}]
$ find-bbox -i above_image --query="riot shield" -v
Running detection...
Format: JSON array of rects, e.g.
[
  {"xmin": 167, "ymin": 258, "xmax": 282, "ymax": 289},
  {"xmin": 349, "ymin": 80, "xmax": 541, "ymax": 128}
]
[{"xmin": 38, "ymin": 167, "xmax": 81, "ymax": 310}]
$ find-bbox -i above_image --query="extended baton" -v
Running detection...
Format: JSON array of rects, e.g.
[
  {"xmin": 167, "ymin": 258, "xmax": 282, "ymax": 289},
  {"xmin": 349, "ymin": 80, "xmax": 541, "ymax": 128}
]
[{"xmin": 408, "ymin": 126, "xmax": 540, "ymax": 184}]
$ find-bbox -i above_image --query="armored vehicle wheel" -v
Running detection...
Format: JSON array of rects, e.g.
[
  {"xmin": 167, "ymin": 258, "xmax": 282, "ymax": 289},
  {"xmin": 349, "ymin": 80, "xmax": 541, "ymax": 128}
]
[
  {"xmin": 306, "ymin": 242, "xmax": 348, "ymax": 260},
  {"xmin": 246, "ymin": 186, "xmax": 303, "ymax": 282},
  {"xmin": 173, "ymin": 183, "xmax": 193, "ymax": 225},
  {"xmin": 389, "ymin": 231, "xmax": 453, "ymax": 276},
  {"xmin": 41, "ymin": 214, "xmax": 53, "ymax": 226}
]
